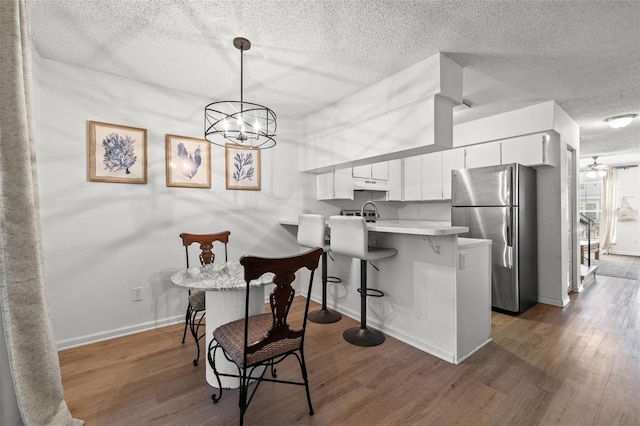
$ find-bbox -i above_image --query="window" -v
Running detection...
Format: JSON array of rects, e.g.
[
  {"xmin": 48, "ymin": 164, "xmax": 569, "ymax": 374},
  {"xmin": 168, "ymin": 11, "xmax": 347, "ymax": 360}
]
[{"xmin": 579, "ymin": 172, "xmax": 601, "ymax": 239}]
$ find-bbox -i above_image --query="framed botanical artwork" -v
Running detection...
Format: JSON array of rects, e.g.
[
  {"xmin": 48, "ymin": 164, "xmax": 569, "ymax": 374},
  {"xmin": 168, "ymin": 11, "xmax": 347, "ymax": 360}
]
[
  {"xmin": 165, "ymin": 134, "xmax": 211, "ymax": 188},
  {"xmin": 87, "ymin": 120, "xmax": 147, "ymax": 184},
  {"xmin": 225, "ymin": 144, "xmax": 261, "ymax": 191}
]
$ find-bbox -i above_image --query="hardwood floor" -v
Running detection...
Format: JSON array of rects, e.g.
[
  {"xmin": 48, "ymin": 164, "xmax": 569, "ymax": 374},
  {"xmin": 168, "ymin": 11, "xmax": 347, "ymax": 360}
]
[{"xmin": 59, "ymin": 274, "xmax": 640, "ymax": 425}]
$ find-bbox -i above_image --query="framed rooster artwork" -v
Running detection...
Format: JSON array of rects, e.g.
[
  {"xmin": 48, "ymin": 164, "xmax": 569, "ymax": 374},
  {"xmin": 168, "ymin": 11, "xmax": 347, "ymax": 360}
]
[
  {"xmin": 165, "ymin": 134, "xmax": 211, "ymax": 188},
  {"xmin": 224, "ymin": 143, "xmax": 261, "ymax": 191}
]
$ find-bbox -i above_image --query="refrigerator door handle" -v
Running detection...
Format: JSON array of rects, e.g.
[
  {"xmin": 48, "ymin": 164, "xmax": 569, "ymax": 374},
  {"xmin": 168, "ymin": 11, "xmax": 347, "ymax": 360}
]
[
  {"xmin": 506, "ymin": 208, "xmax": 513, "ymax": 269},
  {"xmin": 506, "ymin": 208, "xmax": 513, "ymax": 246}
]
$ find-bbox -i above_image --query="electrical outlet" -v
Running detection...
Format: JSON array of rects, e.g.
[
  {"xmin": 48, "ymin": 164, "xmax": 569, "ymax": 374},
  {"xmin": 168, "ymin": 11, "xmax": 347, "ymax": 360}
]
[
  {"xmin": 459, "ymin": 252, "xmax": 466, "ymax": 270},
  {"xmin": 132, "ymin": 287, "xmax": 143, "ymax": 302}
]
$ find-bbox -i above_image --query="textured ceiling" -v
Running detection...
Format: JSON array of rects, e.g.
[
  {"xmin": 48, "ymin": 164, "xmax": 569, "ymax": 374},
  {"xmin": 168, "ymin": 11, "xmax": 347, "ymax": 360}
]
[{"xmin": 29, "ymin": 0, "xmax": 640, "ymax": 165}]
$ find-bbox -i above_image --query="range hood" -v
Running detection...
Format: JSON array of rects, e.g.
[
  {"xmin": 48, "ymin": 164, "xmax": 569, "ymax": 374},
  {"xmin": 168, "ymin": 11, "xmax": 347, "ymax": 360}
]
[{"xmin": 352, "ymin": 177, "xmax": 388, "ymax": 191}]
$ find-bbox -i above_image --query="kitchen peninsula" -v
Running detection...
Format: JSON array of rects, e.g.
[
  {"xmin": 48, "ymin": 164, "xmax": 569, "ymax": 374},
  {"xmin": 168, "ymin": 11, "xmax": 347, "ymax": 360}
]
[{"xmin": 280, "ymin": 218, "xmax": 492, "ymax": 364}]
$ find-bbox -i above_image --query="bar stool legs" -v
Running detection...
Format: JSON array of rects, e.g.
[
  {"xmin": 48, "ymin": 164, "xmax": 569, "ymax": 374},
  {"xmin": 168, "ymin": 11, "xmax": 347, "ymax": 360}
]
[
  {"xmin": 343, "ymin": 260, "xmax": 385, "ymax": 346},
  {"xmin": 308, "ymin": 251, "xmax": 342, "ymax": 324}
]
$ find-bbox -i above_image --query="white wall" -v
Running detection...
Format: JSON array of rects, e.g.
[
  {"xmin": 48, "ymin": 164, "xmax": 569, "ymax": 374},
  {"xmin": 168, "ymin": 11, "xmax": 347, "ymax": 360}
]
[
  {"xmin": 612, "ymin": 167, "xmax": 640, "ymax": 256},
  {"xmin": 35, "ymin": 59, "xmax": 307, "ymax": 348}
]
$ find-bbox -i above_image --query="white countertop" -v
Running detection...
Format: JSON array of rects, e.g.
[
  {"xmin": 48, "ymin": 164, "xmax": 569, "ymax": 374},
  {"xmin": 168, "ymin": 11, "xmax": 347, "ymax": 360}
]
[
  {"xmin": 458, "ymin": 237, "xmax": 492, "ymax": 249},
  {"xmin": 280, "ymin": 218, "xmax": 468, "ymax": 236}
]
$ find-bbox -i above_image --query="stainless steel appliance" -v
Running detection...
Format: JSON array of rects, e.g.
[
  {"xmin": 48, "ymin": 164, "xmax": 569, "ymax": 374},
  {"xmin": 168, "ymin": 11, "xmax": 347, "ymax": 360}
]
[
  {"xmin": 340, "ymin": 209, "xmax": 377, "ymax": 222},
  {"xmin": 451, "ymin": 163, "xmax": 537, "ymax": 314},
  {"xmin": 352, "ymin": 177, "xmax": 389, "ymax": 192}
]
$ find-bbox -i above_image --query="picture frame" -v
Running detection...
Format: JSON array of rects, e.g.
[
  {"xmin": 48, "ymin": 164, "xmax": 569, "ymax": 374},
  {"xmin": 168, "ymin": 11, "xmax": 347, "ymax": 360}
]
[
  {"xmin": 87, "ymin": 120, "xmax": 147, "ymax": 184},
  {"xmin": 225, "ymin": 144, "xmax": 261, "ymax": 191},
  {"xmin": 165, "ymin": 134, "xmax": 211, "ymax": 188}
]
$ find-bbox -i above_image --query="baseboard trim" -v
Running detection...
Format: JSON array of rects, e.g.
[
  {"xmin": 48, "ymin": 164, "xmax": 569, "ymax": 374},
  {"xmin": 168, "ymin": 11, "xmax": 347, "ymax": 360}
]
[
  {"xmin": 609, "ymin": 250, "xmax": 640, "ymax": 257},
  {"xmin": 56, "ymin": 315, "xmax": 184, "ymax": 351},
  {"xmin": 538, "ymin": 295, "xmax": 569, "ymax": 307},
  {"xmin": 311, "ymin": 295, "xmax": 481, "ymax": 365}
]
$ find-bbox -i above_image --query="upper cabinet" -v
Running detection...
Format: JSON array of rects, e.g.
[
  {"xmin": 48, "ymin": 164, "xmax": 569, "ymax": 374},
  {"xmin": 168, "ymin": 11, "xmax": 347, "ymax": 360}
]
[
  {"xmin": 316, "ymin": 168, "xmax": 354, "ymax": 200},
  {"xmin": 353, "ymin": 162, "xmax": 389, "ymax": 180},
  {"xmin": 316, "ymin": 161, "xmax": 393, "ymax": 200},
  {"xmin": 352, "ymin": 164, "xmax": 371, "ymax": 179},
  {"xmin": 442, "ymin": 148, "xmax": 465, "ymax": 199},
  {"xmin": 464, "ymin": 141, "xmax": 501, "ymax": 169},
  {"xmin": 402, "ymin": 151, "xmax": 449, "ymax": 201},
  {"xmin": 501, "ymin": 132, "xmax": 559, "ymax": 167},
  {"xmin": 387, "ymin": 159, "xmax": 403, "ymax": 201},
  {"xmin": 421, "ymin": 153, "xmax": 443, "ymax": 200},
  {"xmin": 371, "ymin": 162, "xmax": 389, "ymax": 180},
  {"xmin": 403, "ymin": 155, "xmax": 423, "ymax": 201},
  {"xmin": 317, "ymin": 132, "xmax": 559, "ymax": 201}
]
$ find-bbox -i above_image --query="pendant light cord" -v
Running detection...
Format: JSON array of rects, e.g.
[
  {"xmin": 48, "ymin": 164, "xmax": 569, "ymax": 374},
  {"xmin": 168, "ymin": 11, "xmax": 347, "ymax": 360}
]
[{"xmin": 240, "ymin": 42, "xmax": 244, "ymax": 109}]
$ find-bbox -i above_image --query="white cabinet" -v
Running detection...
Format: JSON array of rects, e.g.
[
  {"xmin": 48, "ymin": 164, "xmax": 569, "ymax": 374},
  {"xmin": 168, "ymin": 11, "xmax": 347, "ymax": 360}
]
[
  {"xmin": 387, "ymin": 159, "xmax": 403, "ymax": 201},
  {"xmin": 317, "ymin": 172, "xmax": 334, "ymax": 200},
  {"xmin": 352, "ymin": 164, "xmax": 371, "ymax": 179},
  {"xmin": 316, "ymin": 168, "xmax": 354, "ymax": 200},
  {"xmin": 501, "ymin": 132, "xmax": 559, "ymax": 167},
  {"xmin": 402, "ymin": 153, "xmax": 444, "ymax": 201},
  {"xmin": 371, "ymin": 161, "xmax": 389, "ymax": 180},
  {"xmin": 421, "ymin": 152, "xmax": 443, "ymax": 200},
  {"xmin": 442, "ymin": 148, "xmax": 465, "ymax": 199},
  {"xmin": 352, "ymin": 162, "xmax": 389, "ymax": 180},
  {"xmin": 464, "ymin": 141, "xmax": 501, "ymax": 169},
  {"xmin": 403, "ymin": 156, "xmax": 422, "ymax": 201}
]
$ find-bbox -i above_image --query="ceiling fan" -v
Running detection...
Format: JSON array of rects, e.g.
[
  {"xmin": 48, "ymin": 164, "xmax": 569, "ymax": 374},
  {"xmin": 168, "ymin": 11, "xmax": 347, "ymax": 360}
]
[{"xmin": 586, "ymin": 156, "xmax": 609, "ymax": 177}]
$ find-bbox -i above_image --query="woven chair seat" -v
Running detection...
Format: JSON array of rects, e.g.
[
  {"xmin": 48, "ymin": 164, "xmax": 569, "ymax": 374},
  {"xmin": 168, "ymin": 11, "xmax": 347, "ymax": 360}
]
[
  {"xmin": 188, "ymin": 290, "xmax": 206, "ymax": 311},
  {"xmin": 213, "ymin": 313, "xmax": 302, "ymax": 368}
]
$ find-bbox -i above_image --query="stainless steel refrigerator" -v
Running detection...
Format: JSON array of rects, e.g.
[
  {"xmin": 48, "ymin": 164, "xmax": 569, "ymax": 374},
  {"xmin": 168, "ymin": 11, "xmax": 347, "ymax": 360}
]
[{"xmin": 451, "ymin": 163, "xmax": 537, "ymax": 314}]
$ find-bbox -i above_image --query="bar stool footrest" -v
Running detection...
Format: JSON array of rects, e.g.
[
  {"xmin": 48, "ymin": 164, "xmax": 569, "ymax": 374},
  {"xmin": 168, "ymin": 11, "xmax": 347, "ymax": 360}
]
[
  {"xmin": 357, "ymin": 288, "xmax": 384, "ymax": 298},
  {"xmin": 326, "ymin": 275, "xmax": 342, "ymax": 284}
]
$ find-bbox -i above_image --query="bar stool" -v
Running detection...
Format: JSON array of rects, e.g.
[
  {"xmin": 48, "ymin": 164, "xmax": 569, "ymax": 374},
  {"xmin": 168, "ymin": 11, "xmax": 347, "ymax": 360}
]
[
  {"xmin": 329, "ymin": 216, "xmax": 397, "ymax": 346},
  {"xmin": 297, "ymin": 214, "xmax": 342, "ymax": 323}
]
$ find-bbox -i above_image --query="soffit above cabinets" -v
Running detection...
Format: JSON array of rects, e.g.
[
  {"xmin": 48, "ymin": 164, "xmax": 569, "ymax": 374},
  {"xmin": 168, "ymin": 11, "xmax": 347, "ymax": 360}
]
[{"xmin": 300, "ymin": 53, "xmax": 462, "ymax": 173}]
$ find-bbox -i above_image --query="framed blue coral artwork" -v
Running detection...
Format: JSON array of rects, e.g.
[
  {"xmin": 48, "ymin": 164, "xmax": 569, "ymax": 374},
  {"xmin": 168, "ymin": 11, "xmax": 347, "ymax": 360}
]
[
  {"xmin": 165, "ymin": 134, "xmax": 211, "ymax": 188},
  {"xmin": 88, "ymin": 120, "xmax": 147, "ymax": 184},
  {"xmin": 225, "ymin": 144, "xmax": 261, "ymax": 191}
]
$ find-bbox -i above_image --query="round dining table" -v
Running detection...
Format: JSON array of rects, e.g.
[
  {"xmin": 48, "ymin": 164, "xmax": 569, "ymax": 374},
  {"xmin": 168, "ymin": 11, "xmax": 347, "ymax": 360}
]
[{"xmin": 171, "ymin": 261, "xmax": 273, "ymax": 388}]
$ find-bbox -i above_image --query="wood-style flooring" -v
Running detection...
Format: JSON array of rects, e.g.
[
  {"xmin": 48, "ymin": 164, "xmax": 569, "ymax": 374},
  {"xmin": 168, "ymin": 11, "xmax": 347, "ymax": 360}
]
[{"xmin": 59, "ymin": 274, "xmax": 640, "ymax": 425}]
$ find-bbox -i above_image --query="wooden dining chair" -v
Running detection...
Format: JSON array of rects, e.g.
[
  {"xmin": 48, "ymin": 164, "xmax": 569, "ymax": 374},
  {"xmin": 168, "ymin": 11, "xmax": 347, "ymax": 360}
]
[
  {"xmin": 207, "ymin": 247, "xmax": 323, "ymax": 426},
  {"xmin": 179, "ymin": 231, "xmax": 230, "ymax": 366}
]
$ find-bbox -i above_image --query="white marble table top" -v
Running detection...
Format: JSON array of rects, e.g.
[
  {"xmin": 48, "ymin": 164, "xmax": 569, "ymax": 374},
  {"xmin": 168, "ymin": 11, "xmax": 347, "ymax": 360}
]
[{"xmin": 171, "ymin": 261, "xmax": 273, "ymax": 292}]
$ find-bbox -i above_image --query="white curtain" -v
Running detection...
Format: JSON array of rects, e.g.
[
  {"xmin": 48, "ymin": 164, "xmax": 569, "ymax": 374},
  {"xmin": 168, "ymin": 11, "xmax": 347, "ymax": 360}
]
[
  {"xmin": 599, "ymin": 169, "xmax": 617, "ymax": 253},
  {"xmin": 0, "ymin": 0, "xmax": 82, "ymax": 424}
]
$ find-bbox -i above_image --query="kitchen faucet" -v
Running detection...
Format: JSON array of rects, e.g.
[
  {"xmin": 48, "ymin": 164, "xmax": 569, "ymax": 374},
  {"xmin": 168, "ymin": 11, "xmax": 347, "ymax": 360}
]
[{"xmin": 361, "ymin": 201, "xmax": 380, "ymax": 221}]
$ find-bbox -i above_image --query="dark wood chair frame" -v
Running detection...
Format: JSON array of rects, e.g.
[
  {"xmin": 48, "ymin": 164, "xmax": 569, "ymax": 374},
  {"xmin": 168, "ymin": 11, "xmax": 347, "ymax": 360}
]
[
  {"xmin": 179, "ymin": 231, "xmax": 230, "ymax": 366},
  {"xmin": 207, "ymin": 247, "xmax": 323, "ymax": 425}
]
